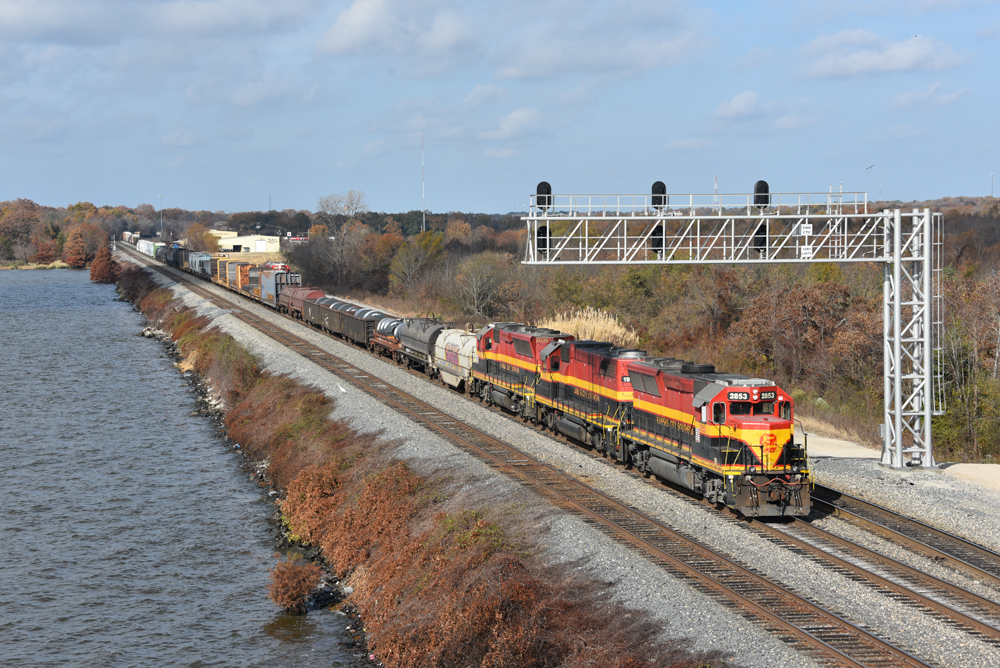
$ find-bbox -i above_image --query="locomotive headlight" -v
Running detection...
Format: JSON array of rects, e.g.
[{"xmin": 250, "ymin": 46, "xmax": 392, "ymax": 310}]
[
  {"xmin": 748, "ymin": 465, "xmax": 756, "ymax": 474},
  {"xmin": 791, "ymin": 465, "xmax": 800, "ymax": 473}
]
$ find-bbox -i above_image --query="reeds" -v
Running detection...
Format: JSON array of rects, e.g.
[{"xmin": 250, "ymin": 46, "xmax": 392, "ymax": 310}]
[{"xmin": 539, "ymin": 306, "xmax": 640, "ymax": 348}]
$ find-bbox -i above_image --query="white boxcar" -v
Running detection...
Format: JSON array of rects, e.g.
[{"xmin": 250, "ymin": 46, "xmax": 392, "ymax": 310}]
[
  {"xmin": 136, "ymin": 239, "xmax": 162, "ymax": 257},
  {"xmin": 433, "ymin": 329, "xmax": 477, "ymax": 389}
]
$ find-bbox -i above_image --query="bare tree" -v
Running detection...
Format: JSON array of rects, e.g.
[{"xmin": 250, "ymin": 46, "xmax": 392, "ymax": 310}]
[
  {"xmin": 13, "ymin": 241, "xmax": 33, "ymax": 263},
  {"xmin": 316, "ymin": 191, "xmax": 369, "ymax": 221},
  {"xmin": 453, "ymin": 252, "xmax": 517, "ymax": 317}
]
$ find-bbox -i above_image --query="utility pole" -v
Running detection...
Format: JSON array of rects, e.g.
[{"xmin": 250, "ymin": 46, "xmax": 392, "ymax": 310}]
[
  {"xmin": 992, "ymin": 173, "xmax": 994, "ymax": 198},
  {"xmin": 159, "ymin": 195, "xmax": 163, "ymax": 238},
  {"xmin": 421, "ymin": 132, "xmax": 426, "ymax": 233}
]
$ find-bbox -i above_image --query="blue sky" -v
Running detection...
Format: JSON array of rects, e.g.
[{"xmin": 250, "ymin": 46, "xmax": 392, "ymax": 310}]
[{"xmin": 0, "ymin": 0, "xmax": 996, "ymax": 214}]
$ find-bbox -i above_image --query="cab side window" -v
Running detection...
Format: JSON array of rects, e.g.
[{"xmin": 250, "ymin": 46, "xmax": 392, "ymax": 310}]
[
  {"xmin": 550, "ymin": 356, "xmax": 560, "ymax": 372},
  {"xmin": 779, "ymin": 401, "xmax": 791, "ymax": 420},
  {"xmin": 712, "ymin": 402, "xmax": 726, "ymax": 424}
]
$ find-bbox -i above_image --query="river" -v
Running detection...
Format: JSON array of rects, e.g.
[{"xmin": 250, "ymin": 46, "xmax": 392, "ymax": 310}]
[{"xmin": 0, "ymin": 269, "xmax": 352, "ymax": 667}]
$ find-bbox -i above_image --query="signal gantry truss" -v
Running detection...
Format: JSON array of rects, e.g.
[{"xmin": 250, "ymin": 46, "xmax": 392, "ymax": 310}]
[{"xmin": 522, "ymin": 188, "xmax": 944, "ymax": 469}]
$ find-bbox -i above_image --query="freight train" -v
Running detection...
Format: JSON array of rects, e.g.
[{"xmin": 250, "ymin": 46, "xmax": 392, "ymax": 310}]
[{"xmin": 126, "ymin": 235, "xmax": 811, "ymax": 517}]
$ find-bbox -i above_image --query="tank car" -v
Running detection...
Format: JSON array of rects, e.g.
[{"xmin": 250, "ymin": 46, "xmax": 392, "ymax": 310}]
[
  {"xmin": 398, "ymin": 318, "xmax": 446, "ymax": 372},
  {"xmin": 433, "ymin": 329, "xmax": 477, "ymax": 391}
]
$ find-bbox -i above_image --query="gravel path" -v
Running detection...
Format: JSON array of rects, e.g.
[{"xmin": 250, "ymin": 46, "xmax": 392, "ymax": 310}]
[{"xmin": 121, "ymin": 251, "xmax": 1000, "ymax": 668}]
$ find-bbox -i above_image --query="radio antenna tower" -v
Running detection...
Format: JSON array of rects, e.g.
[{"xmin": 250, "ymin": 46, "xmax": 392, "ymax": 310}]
[
  {"xmin": 421, "ymin": 133, "xmax": 426, "ymax": 233},
  {"xmin": 714, "ymin": 176, "xmax": 719, "ymax": 211}
]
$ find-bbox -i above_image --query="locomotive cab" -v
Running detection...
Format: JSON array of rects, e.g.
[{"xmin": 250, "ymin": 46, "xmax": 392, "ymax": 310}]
[{"xmin": 697, "ymin": 381, "xmax": 809, "ymax": 516}]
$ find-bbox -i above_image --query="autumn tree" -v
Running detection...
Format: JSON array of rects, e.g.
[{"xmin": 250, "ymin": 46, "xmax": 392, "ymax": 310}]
[
  {"xmin": 30, "ymin": 240, "xmax": 59, "ymax": 264},
  {"xmin": 389, "ymin": 231, "xmax": 445, "ymax": 295},
  {"xmin": 308, "ymin": 224, "xmax": 329, "ymax": 238},
  {"xmin": 0, "ymin": 198, "xmax": 40, "ymax": 244},
  {"xmin": 89, "ymin": 239, "xmax": 120, "ymax": 283},
  {"xmin": 185, "ymin": 222, "xmax": 220, "ymax": 253},
  {"xmin": 444, "ymin": 217, "xmax": 472, "ymax": 251},
  {"xmin": 63, "ymin": 233, "xmax": 87, "ymax": 268}
]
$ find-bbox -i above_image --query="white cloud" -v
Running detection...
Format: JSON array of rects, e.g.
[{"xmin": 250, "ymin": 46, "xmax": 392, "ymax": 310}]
[
  {"xmin": 495, "ymin": 31, "xmax": 699, "ymax": 80},
  {"xmin": 316, "ymin": 0, "xmax": 395, "ymax": 55},
  {"xmin": 161, "ymin": 128, "xmax": 201, "ymax": 147},
  {"xmin": 715, "ymin": 91, "xmax": 758, "ymax": 119},
  {"xmin": 478, "ymin": 107, "xmax": 540, "ymax": 140},
  {"xmin": 316, "ymin": 0, "xmax": 706, "ymax": 80},
  {"xmin": 892, "ymin": 80, "xmax": 971, "ymax": 107},
  {"xmin": 803, "ymin": 31, "xmax": 965, "ymax": 78},
  {"xmin": 464, "ymin": 85, "xmax": 507, "ymax": 107},
  {"xmin": 416, "ymin": 10, "xmax": 473, "ymax": 54},
  {"xmin": 364, "ymin": 139, "xmax": 386, "ymax": 156},
  {"xmin": 0, "ymin": 0, "xmax": 316, "ymax": 44}
]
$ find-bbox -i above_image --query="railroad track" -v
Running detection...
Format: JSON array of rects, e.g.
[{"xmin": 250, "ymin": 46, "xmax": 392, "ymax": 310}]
[
  {"xmin": 122, "ymin": 249, "xmax": 937, "ymax": 668},
  {"xmin": 811, "ymin": 484, "xmax": 1000, "ymax": 589}
]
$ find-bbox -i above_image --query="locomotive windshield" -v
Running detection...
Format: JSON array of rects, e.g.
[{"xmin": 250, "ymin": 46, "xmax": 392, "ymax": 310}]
[{"xmin": 729, "ymin": 401, "xmax": 775, "ymax": 416}]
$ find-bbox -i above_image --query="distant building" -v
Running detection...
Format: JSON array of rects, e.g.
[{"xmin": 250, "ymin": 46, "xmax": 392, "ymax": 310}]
[{"xmin": 214, "ymin": 234, "xmax": 281, "ymax": 253}]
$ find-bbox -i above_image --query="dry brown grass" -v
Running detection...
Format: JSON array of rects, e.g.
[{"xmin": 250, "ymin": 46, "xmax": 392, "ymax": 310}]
[{"xmin": 540, "ymin": 306, "xmax": 640, "ymax": 348}]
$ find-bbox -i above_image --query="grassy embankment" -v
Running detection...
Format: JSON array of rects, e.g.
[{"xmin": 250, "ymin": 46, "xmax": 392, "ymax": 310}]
[{"xmin": 116, "ymin": 265, "xmax": 731, "ymax": 668}]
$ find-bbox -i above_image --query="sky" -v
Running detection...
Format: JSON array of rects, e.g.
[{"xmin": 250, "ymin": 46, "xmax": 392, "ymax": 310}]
[{"xmin": 0, "ymin": 0, "xmax": 997, "ymax": 214}]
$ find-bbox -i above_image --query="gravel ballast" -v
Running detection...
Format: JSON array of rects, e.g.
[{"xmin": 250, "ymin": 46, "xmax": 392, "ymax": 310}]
[{"xmin": 122, "ymin": 252, "xmax": 1000, "ymax": 668}]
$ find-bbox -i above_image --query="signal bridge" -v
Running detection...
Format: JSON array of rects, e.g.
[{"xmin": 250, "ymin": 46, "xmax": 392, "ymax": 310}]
[{"xmin": 521, "ymin": 182, "xmax": 944, "ymax": 470}]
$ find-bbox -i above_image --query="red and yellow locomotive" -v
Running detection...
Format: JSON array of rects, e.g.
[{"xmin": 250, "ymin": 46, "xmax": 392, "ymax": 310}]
[{"xmin": 471, "ymin": 323, "xmax": 810, "ymax": 517}]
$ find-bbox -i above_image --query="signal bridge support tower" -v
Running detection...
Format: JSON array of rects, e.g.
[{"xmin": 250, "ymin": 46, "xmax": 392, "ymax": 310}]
[{"xmin": 522, "ymin": 183, "xmax": 944, "ymax": 469}]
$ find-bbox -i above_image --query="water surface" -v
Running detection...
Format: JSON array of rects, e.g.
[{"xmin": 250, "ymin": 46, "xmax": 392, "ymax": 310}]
[{"xmin": 0, "ymin": 269, "xmax": 350, "ymax": 667}]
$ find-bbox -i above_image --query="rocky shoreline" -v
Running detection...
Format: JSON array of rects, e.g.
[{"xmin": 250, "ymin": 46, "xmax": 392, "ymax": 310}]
[{"xmin": 137, "ymin": 324, "xmax": 380, "ymax": 668}]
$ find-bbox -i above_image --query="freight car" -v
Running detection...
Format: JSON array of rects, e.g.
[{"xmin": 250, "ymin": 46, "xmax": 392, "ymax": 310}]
[
  {"xmin": 434, "ymin": 329, "xmax": 477, "ymax": 391},
  {"xmin": 371, "ymin": 318, "xmax": 403, "ymax": 359},
  {"xmin": 280, "ymin": 287, "xmax": 327, "ymax": 320},
  {"xmin": 397, "ymin": 318, "xmax": 446, "ymax": 372},
  {"xmin": 343, "ymin": 308, "xmax": 389, "ymax": 347}
]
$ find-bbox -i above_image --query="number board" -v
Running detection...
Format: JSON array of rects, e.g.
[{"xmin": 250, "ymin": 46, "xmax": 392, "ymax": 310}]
[
  {"xmin": 759, "ymin": 390, "xmax": 776, "ymax": 401},
  {"xmin": 727, "ymin": 391, "xmax": 750, "ymax": 401}
]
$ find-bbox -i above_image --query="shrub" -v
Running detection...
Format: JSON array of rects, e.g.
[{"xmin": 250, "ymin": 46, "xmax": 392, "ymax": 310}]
[{"xmin": 267, "ymin": 555, "xmax": 322, "ymax": 614}]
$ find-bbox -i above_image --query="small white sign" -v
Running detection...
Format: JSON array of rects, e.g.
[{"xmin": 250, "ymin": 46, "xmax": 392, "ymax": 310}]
[
  {"xmin": 800, "ymin": 223, "xmax": 813, "ymax": 236},
  {"xmin": 801, "ymin": 245, "xmax": 814, "ymax": 260}
]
